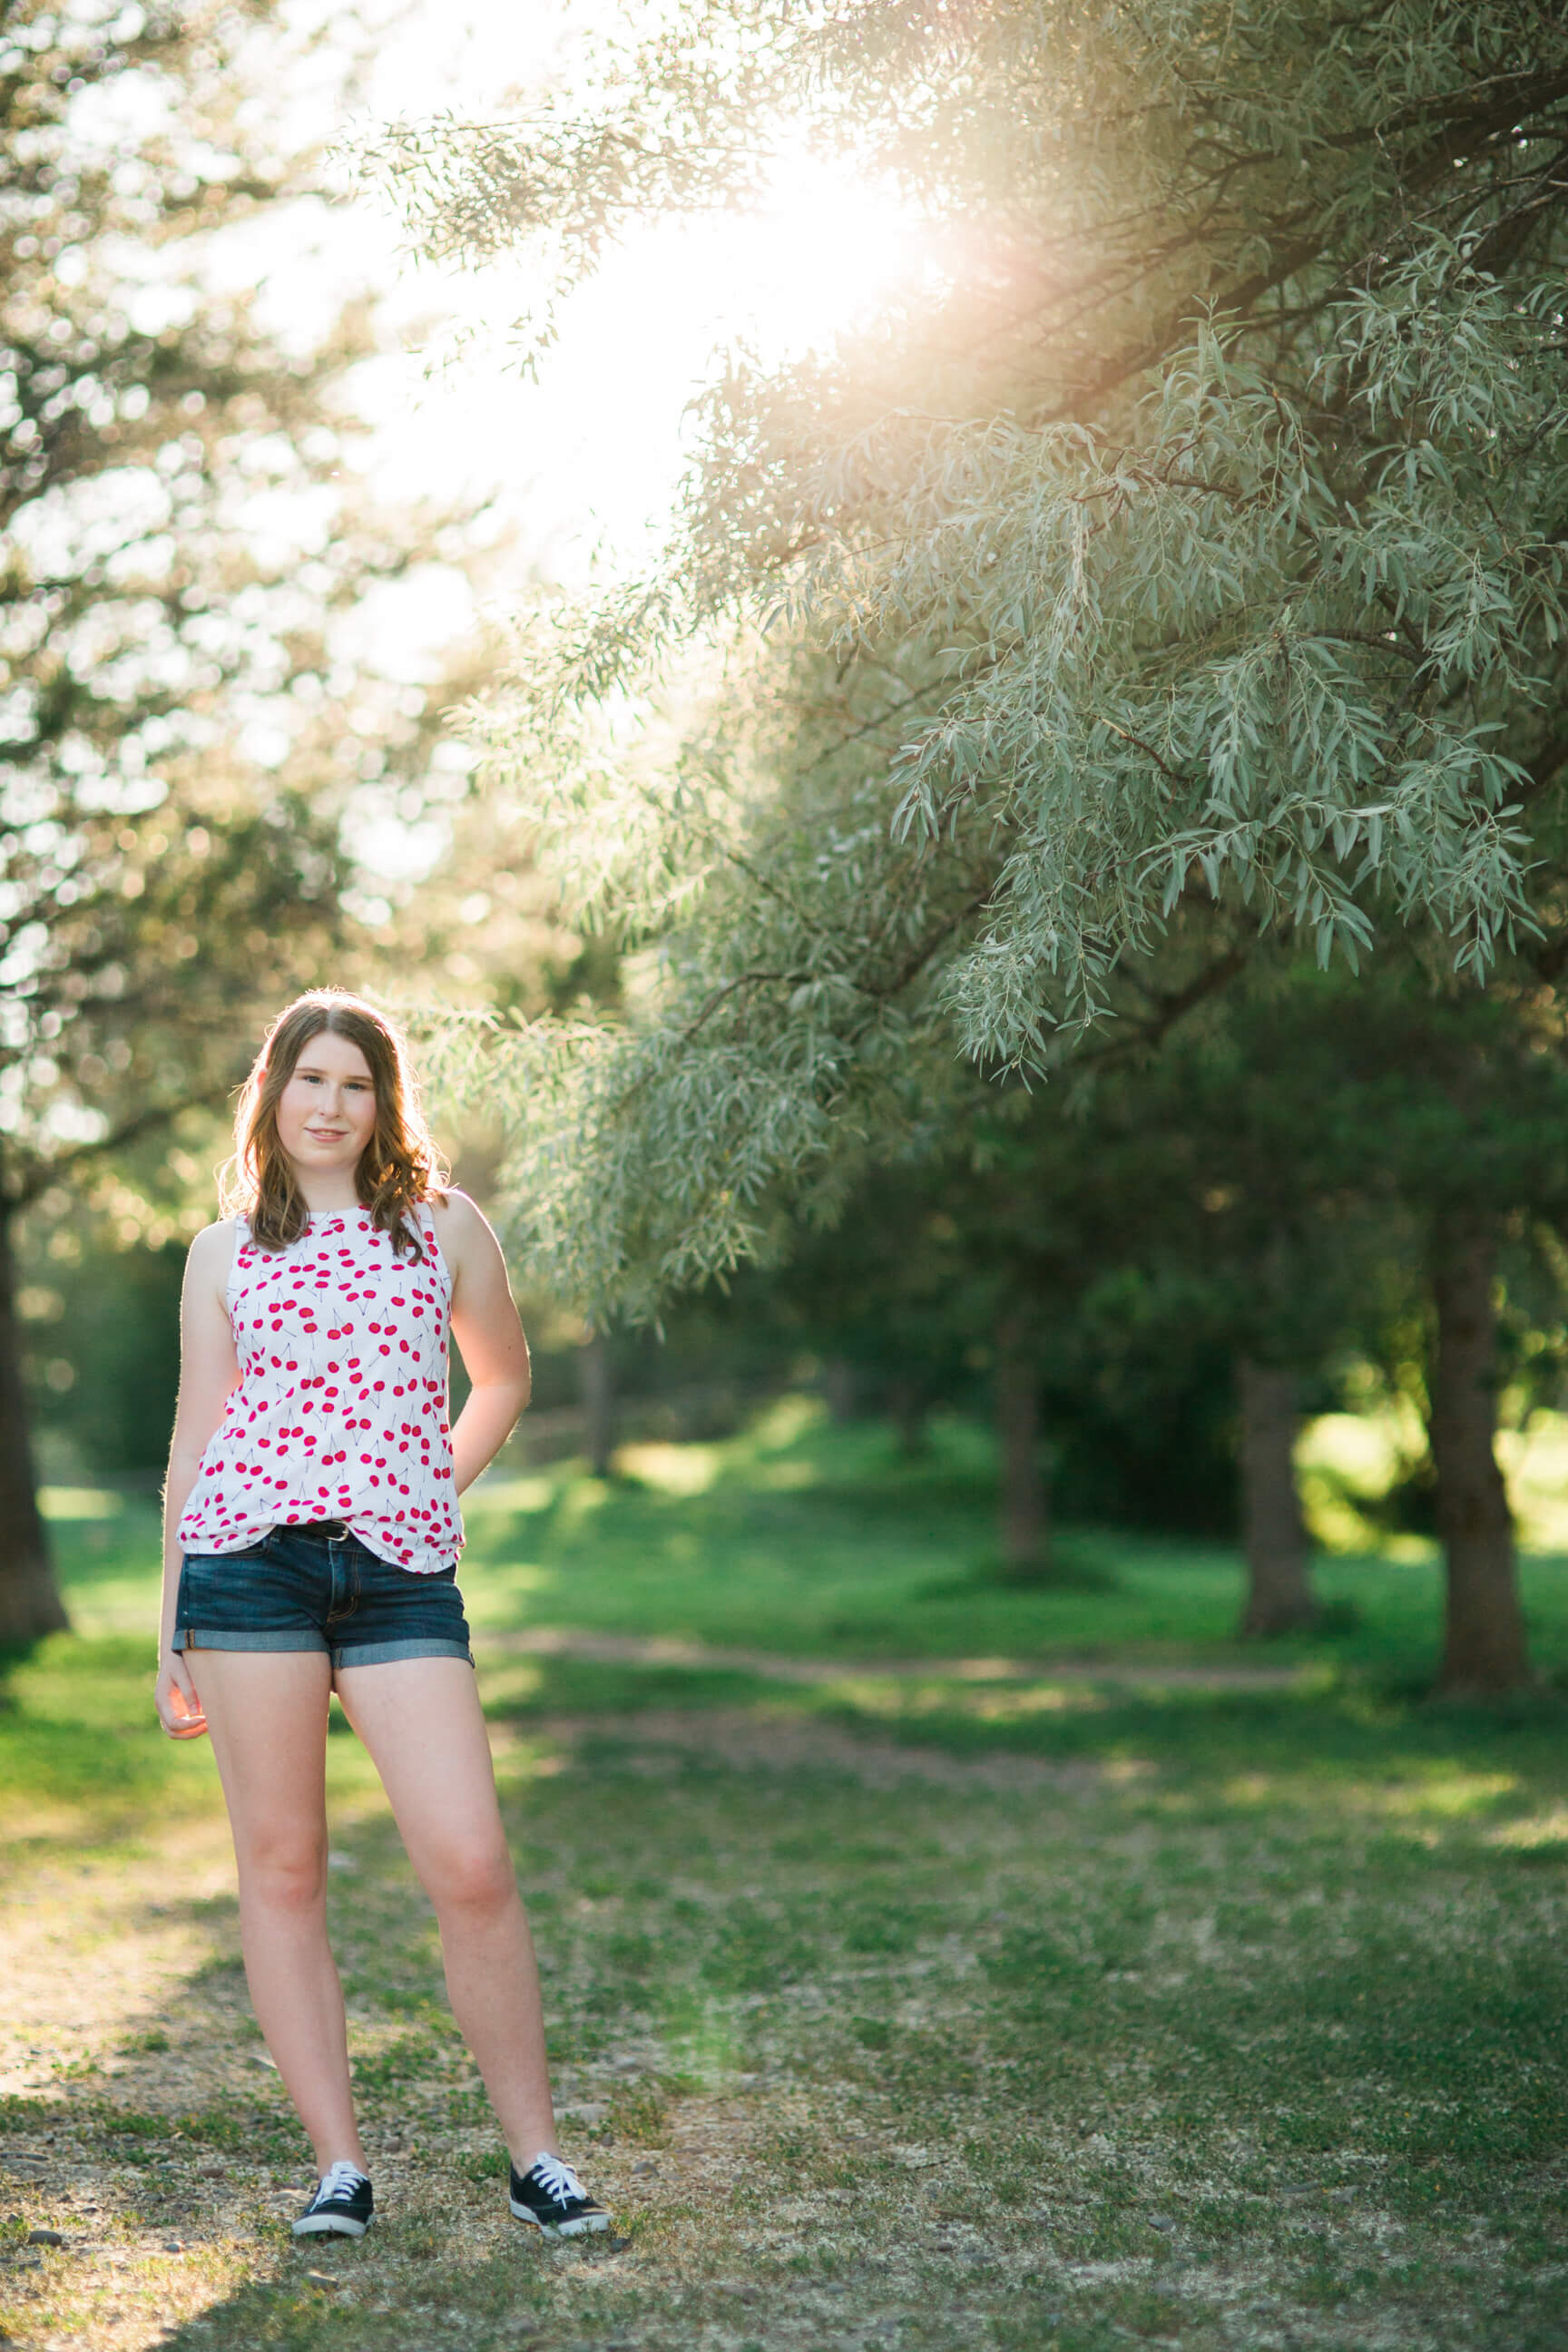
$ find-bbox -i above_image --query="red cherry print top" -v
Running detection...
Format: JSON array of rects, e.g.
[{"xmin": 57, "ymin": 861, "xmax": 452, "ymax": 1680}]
[{"xmin": 175, "ymin": 1205, "xmax": 462, "ymax": 1576}]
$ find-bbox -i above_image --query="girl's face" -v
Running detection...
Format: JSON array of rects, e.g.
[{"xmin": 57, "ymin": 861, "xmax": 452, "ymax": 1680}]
[{"xmin": 274, "ymin": 1030, "xmax": 378, "ymax": 1183}]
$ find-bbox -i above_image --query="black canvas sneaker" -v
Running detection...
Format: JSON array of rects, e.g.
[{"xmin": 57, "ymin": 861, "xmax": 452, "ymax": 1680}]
[
  {"xmin": 508, "ymin": 2151, "xmax": 610, "ymax": 2237},
  {"xmin": 292, "ymin": 2160, "xmax": 374, "ymax": 2237}
]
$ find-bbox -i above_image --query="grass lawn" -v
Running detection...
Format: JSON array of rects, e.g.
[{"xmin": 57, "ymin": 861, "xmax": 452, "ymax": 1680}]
[{"xmin": 3, "ymin": 1400, "xmax": 1565, "ymax": 2352}]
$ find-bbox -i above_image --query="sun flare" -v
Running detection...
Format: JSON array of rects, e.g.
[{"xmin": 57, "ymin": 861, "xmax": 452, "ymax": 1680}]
[
  {"xmin": 365, "ymin": 140, "xmax": 939, "ymax": 576},
  {"xmin": 686, "ymin": 144, "xmax": 937, "ymax": 363}
]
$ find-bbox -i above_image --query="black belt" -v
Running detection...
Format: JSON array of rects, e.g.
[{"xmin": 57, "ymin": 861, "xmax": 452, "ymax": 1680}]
[{"xmin": 290, "ymin": 1519, "xmax": 351, "ymax": 1540}]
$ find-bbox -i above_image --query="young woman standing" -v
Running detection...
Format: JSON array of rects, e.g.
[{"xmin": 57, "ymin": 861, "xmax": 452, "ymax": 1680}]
[{"xmin": 155, "ymin": 990, "xmax": 607, "ymax": 2241}]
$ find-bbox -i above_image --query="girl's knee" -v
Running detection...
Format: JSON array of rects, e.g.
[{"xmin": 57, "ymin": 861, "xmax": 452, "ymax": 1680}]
[
  {"xmin": 240, "ymin": 1833, "xmax": 328, "ymax": 1915},
  {"xmin": 429, "ymin": 1840, "xmax": 517, "ymax": 1919}
]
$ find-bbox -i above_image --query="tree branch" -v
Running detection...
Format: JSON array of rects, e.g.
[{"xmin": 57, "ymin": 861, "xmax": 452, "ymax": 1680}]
[{"xmin": 5, "ymin": 1089, "xmax": 229, "ymax": 1213}]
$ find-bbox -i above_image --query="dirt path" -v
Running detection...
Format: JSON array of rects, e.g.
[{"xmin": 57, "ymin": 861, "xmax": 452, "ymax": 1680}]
[{"xmin": 476, "ymin": 1623, "xmax": 1308, "ymax": 1690}]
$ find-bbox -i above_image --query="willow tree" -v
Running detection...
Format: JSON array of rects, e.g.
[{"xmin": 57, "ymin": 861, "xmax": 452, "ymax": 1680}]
[{"xmin": 387, "ymin": 1, "xmax": 1568, "ymax": 1684}]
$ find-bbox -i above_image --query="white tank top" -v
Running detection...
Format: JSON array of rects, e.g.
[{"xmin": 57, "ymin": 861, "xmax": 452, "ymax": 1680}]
[{"xmin": 175, "ymin": 1203, "xmax": 462, "ymax": 1576}]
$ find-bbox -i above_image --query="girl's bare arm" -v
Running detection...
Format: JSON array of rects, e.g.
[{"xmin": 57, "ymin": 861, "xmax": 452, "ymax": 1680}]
[
  {"xmin": 155, "ymin": 1222, "xmax": 241, "ymax": 1738},
  {"xmin": 436, "ymin": 1191, "xmax": 532, "ymax": 1494}
]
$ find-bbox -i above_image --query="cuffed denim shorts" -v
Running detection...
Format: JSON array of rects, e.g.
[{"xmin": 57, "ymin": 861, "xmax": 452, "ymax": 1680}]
[{"xmin": 173, "ymin": 1522, "xmax": 473, "ymax": 1670}]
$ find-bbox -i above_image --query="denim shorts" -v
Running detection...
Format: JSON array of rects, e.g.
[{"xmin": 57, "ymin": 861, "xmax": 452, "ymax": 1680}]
[{"xmin": 173, "ymin": 1523, "xmax": 473, "ymax": 1670}]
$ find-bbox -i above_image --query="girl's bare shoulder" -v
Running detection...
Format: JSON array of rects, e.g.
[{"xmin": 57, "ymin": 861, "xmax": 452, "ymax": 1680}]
[
  {"xmin": 186, "ymin": 1218, "xmax": 239, "ymax": 1268},
  {"xmin": 186, "ymin": 1218, "xmax": 244, "ymax": 1287},
  {"xmin": 430, "ymin": 1185, "xmax": 485, "ymax": 1228},
  {"xmin": 428, "ymin": 1186, "xmax": 489, "ymax": 1254}
]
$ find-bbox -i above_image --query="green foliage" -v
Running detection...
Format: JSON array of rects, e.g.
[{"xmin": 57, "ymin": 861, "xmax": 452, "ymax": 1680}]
[{"xmin": 383, "ymin": 1, "xmax": 1568, "ymax": 1315}]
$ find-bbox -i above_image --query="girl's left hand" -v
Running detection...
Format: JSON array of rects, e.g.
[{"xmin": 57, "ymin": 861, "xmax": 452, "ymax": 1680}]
[{"xmin": 155, "ymin": 1654, "xmax": 209, "ymax": 1740}]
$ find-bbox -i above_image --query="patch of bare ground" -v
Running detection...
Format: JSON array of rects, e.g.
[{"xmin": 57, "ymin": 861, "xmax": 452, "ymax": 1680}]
[
  {"xmin": 478, "ymin": 1625, "xmax": 1307, "ymax": 1691},
  {"xmin": 524, "ymin": 1705, "xmax": 1112, "ymax": 1794},
  {"xmin": 0, "ymin": 1815, "xmax": 241, "ymax": 2106}
]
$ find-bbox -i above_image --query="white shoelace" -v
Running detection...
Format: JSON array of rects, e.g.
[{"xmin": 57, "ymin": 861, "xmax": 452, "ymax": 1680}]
[
  {"xmin": 526, "ymin": 2152, "xmax": 584, "ymax": 2202},
  {"xmin": 317, "ymin": 2160, "xmax": 368, "ymax": 2200}
]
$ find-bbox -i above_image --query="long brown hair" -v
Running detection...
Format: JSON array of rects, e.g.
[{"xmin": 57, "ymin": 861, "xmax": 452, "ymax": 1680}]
[{"xmin": 220, "ymin": 992, "xmax": 447, "ymax": 1259}]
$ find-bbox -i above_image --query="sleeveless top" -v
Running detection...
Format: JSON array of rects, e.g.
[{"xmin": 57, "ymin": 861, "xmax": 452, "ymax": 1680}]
[{"xmin": 175, "ymin": 1204, "xmax": 462, "ymax": 1576}]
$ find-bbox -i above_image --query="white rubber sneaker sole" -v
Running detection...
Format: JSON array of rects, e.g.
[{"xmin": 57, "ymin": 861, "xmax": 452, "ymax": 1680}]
[
  {"xmin": 292, "ymin": 2210, "xmax": 373, "ymax": 2237},
  {"xmin": 508, "ymin": 2200, "xmax": 610, "ymax": 2237}
]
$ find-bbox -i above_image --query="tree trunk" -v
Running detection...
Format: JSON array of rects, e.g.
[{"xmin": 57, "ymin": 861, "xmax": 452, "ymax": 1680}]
[
  {"xmin": 1430, "ymin": 1221, "xmax": 1530, "ymax": 1692},
  {"xmin": 995, "ymin": 1316, "xmax": 1049, "ymax": 1576},
  {"xmin": 820, "ymin": 1357, "xmax": 858, "ymax": 1424},
  {"xmin": 1236, "ymin": 1356, "xmax": 1318, "ymax": 1636},
  {"xmin": 0, "ymin": 1197, "xmax": 70, "ymax": 1645},
  {"xmin": 578, "ymin": 1325, "xmax": 616, "ymax": 1478},
  {"xmin": 887, "ymin": 1377, "xmax": 930, "ymax": 1459}
]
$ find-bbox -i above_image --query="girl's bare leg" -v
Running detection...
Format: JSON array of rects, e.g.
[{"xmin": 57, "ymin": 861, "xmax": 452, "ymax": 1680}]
[
  {"xmin": 335, "ymin": 1657, "xmax": 557, "ymax": 2166},
  {"xmin": 185, "ymin": 1648, "xmax": 366, "ymax": 2174}
]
